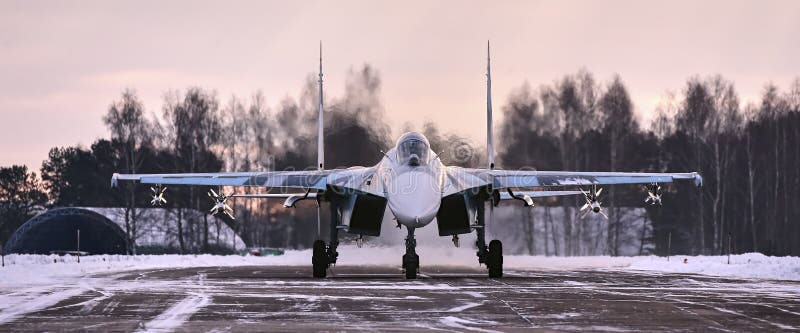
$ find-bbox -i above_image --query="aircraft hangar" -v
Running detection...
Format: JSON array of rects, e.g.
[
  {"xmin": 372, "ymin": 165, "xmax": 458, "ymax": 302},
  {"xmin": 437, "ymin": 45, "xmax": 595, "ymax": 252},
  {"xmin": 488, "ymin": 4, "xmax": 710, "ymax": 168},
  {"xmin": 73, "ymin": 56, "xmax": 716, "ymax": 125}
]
[{"xmin": 4, "ymin": 207, "xmax": 127, "ymax": 255}]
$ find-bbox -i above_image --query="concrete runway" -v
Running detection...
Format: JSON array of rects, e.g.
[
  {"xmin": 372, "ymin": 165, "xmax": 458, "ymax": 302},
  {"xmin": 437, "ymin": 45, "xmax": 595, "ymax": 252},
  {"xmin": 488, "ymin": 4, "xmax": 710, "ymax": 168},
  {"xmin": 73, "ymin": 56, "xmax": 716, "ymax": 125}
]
[{"xmin": 2, "ymin": 265, "xmax": 800, "ymax": 332}]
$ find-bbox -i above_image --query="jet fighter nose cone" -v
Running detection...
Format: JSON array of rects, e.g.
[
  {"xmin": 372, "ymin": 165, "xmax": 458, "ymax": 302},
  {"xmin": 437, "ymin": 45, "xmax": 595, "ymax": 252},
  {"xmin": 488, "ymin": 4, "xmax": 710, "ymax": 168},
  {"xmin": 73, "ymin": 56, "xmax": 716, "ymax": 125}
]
[
  {"xmin": 408, "ymin": 154, "xmax": 420, "ymax": 166},
  {"xmin": 387, "ymin": 169, "xmax": 440, "ymax": 227}
]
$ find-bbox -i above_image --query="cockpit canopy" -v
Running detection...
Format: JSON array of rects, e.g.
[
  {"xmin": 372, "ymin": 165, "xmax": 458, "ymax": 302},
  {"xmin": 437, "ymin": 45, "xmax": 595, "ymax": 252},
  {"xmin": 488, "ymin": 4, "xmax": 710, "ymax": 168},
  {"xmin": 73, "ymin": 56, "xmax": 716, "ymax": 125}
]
[{"xmin": 395, "ymin": 132, "xmax": 430, "ymax": 166}]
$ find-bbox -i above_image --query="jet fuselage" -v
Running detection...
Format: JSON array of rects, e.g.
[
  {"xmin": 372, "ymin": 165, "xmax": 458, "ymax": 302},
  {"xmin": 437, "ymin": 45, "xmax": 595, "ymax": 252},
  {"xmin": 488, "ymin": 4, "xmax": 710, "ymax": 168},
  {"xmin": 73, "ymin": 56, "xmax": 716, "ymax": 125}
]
[{"xmin": 379, "ymin": 132, "xmax": 444, "ymax": 228}]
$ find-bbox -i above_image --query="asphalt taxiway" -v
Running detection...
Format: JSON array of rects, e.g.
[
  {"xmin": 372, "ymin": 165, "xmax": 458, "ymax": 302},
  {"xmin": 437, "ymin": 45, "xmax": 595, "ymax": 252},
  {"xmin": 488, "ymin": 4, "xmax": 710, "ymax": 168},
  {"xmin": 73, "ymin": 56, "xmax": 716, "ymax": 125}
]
[{"xmin": 2, "ymin": 265, "xmax": 800, "ymax": 332}]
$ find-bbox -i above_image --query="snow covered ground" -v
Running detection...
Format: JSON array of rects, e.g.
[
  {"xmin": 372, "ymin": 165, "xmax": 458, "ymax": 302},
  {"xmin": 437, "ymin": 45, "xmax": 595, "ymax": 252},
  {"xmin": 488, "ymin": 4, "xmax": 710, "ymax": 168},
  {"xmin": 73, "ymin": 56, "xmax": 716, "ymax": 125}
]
[
  {"xmin": 628, "ymin": 252, "xmax": 800, "ymax": 281},
  {"xmin": 2, "ymin": 245, "xmax": 798, "ymax": 290}
]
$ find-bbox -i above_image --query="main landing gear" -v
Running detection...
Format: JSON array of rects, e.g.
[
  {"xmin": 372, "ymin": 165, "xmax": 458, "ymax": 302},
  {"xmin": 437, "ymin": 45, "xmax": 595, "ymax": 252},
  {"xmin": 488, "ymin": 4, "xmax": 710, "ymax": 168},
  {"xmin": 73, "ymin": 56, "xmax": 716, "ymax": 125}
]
[
  {"xmin": 312, "ymin": 237, "xmax": 339, "ymax": 278},
  {"xmin": 477, "ymin": 237, "xmax": 504, "ymax": 278},
  {"xmin": 402, "ymin": 227, "xmax": 419, "ymax": 279},
  {"xmin": 487, "ymin": 239, "xmax": 503, "ymax": 278},
  {"xmin": 311, "ymin": 236, "xmax": 340, "ymax": 278},
  {"xmin": 312, "ymin": 199, "xmax": 341, "ymax": 278},
  {"xmin": 476, "ymin": 201, "xmax": 503, "ymax": 278},
  {"xmin": 312, "ymin": 240, "xmax": 328, "ymax": 278}
]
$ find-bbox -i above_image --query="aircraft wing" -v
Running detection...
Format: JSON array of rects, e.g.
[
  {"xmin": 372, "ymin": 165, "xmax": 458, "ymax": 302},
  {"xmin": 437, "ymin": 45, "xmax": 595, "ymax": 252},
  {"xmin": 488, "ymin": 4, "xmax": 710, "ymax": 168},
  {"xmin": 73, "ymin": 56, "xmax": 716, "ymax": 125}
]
[
  {"xmin": 111, "ymin": 167, "xmax": 385, "ymax": 196},
  {"xmin": 112, "ymin": 171, "xmax": 331, "ymax": 189},
  {"xmin": 488, "ymin": 170, "xmax": 703, "ymax": 189},
  {"xmin": 444, "ymin": 167, "xmax": 702, "ymax": 195},
  {"xmin": 499, "ymin": 190, "xmax": 584, "ymax": 200}
]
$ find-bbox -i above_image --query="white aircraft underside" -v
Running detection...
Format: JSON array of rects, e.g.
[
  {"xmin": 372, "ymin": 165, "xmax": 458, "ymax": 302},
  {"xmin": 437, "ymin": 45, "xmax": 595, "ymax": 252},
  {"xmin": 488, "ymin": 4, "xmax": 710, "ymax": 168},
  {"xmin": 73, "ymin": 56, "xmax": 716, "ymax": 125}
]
[{"xmin": 111, "ymin": 42, "xmax": 702, "ymax": 279}]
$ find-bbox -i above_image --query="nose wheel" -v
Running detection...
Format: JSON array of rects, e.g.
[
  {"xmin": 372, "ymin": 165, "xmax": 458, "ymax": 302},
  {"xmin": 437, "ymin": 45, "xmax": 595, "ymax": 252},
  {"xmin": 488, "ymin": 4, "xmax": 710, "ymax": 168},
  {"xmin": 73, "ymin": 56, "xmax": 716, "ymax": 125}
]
[{"xmin": 403, "ymin": 254, "xmax": 419, "ymax": 279}]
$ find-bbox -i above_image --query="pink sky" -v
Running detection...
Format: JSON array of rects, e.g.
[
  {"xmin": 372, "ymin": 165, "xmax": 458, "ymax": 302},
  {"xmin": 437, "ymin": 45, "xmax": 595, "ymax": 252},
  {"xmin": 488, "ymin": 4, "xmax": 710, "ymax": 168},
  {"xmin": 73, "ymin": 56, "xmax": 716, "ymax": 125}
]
[{"xmin": 1, "ymin": 0, "xmax": 799, "ymax": 170}]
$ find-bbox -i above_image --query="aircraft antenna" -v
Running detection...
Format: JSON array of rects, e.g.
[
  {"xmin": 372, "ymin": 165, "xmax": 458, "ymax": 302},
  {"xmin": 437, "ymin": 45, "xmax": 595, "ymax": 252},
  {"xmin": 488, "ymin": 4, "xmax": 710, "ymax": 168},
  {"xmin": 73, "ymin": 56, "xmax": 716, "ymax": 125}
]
[
  {"xmin": 486, "ymin": 41, "xmax": 495, "ymax": 231},
  {"xmin": 486, "ymin": 40, "xmax": 494, "ymax": 170},
  {"xmin": 318, "ymin": 41, "xmax": 325, "ymax": 171}
]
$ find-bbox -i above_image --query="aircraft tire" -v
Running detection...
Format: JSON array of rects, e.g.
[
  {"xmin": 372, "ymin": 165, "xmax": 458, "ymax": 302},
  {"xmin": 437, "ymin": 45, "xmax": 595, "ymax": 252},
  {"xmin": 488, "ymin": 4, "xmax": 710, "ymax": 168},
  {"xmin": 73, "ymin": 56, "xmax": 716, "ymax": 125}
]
[
  {"xmin": 312, "ymin": 239, "xmax": 328, "ymax": 278},
  {"xmin": 488, "ymin": 239, "xmax": 503, "ymax": 278},
  {"xmin": 403, "ymin": 253, "xmax": 419, "ymax": 279}
]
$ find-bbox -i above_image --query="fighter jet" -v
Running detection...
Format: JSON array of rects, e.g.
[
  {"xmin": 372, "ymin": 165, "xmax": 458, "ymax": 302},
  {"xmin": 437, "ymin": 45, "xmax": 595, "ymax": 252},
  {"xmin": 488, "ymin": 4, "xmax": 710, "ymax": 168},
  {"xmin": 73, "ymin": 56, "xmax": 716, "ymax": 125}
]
[{"xmin": 112, "ymin": 43, "xmax": 702, "ymax": 279}]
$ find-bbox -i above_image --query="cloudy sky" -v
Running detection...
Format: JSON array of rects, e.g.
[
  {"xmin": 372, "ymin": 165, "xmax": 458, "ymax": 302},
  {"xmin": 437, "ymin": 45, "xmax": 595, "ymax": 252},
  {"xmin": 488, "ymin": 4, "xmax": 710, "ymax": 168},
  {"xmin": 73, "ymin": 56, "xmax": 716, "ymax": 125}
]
[{"xmin": 2, "ymin": 0, "xmax": 799, "ymax": 170}]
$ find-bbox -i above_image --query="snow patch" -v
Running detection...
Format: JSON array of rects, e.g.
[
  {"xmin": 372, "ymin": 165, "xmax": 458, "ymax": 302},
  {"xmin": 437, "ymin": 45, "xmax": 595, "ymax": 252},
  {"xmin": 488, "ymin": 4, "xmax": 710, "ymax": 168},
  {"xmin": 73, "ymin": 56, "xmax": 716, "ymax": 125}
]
[
  {"xmin": 538, "ymin": 312, "xmax": 582, "ymax": 319},
  {"xmin": 135, "ymin": 293, "xmax": 210, "ymax": 333},
  {"xmin": 446, "ymin": 301, "xmax": 484, "ymax": 312},
  {"xmin": 439, "ymin": 316, "xmax": 501, "ymax": 333},
  {"xmin": 628, "ymin": 253, "xmax": 800, "ymax": 281},
  {"xmin": 0, "ymin": 286, "xmax": 87, "ymax": 324},
  {"xmin": 464, "ymin": 291, "xmax": 486, "ymax": 298}
]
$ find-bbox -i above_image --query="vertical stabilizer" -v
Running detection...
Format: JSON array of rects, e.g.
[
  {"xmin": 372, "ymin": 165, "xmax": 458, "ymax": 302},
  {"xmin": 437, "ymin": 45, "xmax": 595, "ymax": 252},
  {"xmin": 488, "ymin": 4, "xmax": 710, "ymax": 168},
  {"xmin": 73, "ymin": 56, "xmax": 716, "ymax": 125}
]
[
  {"xmin": 318, "ymin": 42, "xmax": 325, "ymax": 170},
  {"xmin": 486, "ymin": 41, "xmax": 494, "ymax": 170}
]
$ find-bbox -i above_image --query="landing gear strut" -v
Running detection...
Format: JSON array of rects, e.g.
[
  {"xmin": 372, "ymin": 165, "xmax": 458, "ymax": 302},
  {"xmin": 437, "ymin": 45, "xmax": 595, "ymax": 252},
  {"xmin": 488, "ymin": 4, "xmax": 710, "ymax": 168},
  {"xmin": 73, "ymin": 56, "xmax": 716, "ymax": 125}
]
[
  {"xmin": 402, "ymin": 227, "xmax": 419, "ymax": 279},
  {"xmin": 312, "ymin": 198, "xmax": 341, "ymax": 278},
  {"xmin": 476, "ymin": 200, "xmax": 503, "ymax": 278}
]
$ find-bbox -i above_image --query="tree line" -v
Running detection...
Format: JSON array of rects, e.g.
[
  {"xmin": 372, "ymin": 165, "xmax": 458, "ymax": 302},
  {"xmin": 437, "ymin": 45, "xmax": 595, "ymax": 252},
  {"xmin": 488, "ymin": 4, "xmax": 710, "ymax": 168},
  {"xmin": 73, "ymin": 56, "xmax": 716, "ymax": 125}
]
[
  {"xmin": 0, "ymin": 65, "xmax": 798, "ymax": 256},
  {"xmin": 497, "ymin": 71, "xmax": 800, "ymax": 256}
]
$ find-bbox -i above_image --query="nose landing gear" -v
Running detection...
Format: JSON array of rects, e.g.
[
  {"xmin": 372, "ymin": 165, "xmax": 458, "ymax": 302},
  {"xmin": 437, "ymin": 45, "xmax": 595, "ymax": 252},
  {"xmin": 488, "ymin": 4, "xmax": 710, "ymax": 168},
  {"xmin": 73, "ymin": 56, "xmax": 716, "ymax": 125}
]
[{"xmin": 402, "ymin": 227, "xmax": 419, "ymax": 279}]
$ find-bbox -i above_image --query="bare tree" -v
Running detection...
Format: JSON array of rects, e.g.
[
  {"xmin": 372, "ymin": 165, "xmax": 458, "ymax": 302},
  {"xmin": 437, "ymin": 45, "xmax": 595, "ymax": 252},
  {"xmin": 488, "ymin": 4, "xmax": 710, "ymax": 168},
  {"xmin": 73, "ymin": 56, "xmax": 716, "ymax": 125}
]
[
  {"xmin": 743, "ymin": 103, "xmax": 759, "ymax": 252},
  {"xmin": 705, "ymin": 76, "xmax": 740, "ymax": 253},
  {"xmin": 598, "ymin": 75, "xmax": 635, "ymax": 255},
  {"xmin": 551, "ymin": 70, "xmax": 599, "ymax": 256},
  {"xmin": 676, "ymin": 78, "xmax": 715, "ymax": 253},
  {"xmin": 161, "ymin": 87, "xmax": 222, "ymax": 252},
  {"xmin": 759, "ymin": 84, "xmax": 784, "ymax": 253},
  {"xmin": 104, "ymin": 89, "xmax": 152, "ymax": 254}
]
